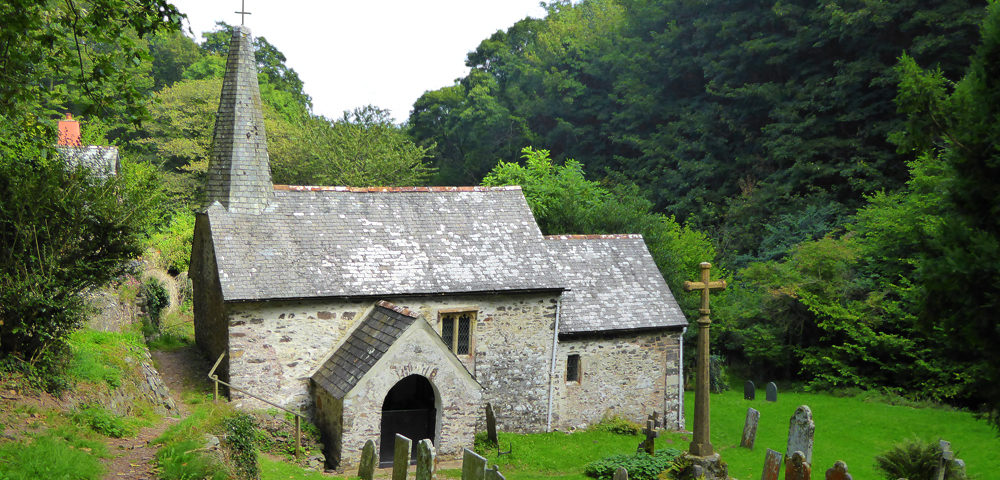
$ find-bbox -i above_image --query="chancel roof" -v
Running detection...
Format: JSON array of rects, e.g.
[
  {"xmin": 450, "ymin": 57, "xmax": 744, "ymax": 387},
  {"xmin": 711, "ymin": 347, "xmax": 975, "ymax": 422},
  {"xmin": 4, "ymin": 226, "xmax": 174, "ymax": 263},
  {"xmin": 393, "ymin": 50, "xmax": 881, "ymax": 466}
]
[
  {"xmin": 311, "ymin": 301, "xmax": 417, "ymax": 398},
  {"xmin": 546, "ymin": 235, "xmax": 688, "ymax": 334},
  {"xmin": 207, "ymin": 185, "xmax": 564, "ymax": 301}
]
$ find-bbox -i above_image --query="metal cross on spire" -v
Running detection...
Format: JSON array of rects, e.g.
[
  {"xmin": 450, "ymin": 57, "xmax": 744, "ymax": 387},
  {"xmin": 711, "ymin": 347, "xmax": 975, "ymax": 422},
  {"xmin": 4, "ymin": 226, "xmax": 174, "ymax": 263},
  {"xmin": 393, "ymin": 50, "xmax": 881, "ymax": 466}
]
[{"xmin": 235, "ymin": 0, "xmax": 251, "ymax": 25}]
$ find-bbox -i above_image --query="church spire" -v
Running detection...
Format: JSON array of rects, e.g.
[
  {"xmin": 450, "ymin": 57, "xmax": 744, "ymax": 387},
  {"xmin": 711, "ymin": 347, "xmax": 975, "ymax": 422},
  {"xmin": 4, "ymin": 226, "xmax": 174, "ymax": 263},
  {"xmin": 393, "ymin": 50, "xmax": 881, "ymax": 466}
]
[{"xmin": 203, "ymin": 25, "xmax": 273, "ymax": 214}]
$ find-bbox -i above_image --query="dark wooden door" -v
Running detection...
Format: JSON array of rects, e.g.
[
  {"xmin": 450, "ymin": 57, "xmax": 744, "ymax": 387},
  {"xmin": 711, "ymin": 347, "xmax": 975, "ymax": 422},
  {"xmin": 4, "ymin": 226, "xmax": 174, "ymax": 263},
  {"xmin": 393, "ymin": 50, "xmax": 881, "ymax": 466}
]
[{"xmin": 378, "ymin": 408, "xmax": 435, "ymax": 466}]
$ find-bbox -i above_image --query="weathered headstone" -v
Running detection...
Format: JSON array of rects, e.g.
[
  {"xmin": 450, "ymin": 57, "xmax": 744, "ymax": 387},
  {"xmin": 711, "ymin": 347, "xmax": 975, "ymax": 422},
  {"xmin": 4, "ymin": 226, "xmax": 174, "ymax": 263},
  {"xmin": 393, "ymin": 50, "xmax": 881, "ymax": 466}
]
[
  {"xmin": 762, "ymin": 449, "xmax": 783, "ymax": 480},
  {"xmin": 462, "ymin": 448, "xmax": 487, "ymax": 480},
  {"xmin": 935, "ymin": 440, "xmax": 954, "ymax": 480},
  {"xmin": 393, "ymin": 434, "xmax": 412, "ymax": 480},
  {"xmin": 416, "ymin": 439, "xmax": 436, "ymax": 480},
  {"xmin": 740, "ymin": 407, "xmax": 760, "ymax": 449},
  {"xmin": 485, "ymin": 402, "xmax": 499, "ymax": 445},
  {"xmin": 745, "ymin": 380, "xmax": 756, "ymax": 400},
  {"xmin": 766, "ymin": 382, "xmax": 778, "ymax": 402},
  {"xmin": 486, "ymin": 464, "xmax": 506, "ymax": 480},
  {"xmin": 640, "ymin": 419, "xmax": 658, "ymax": 455},
  {"xmin": 613, "ymin": 467, "xmax": 628, "ymax": 480},
  {"xmin": 358, "ymin": 439, "xmax": 377, "ymax": 480},
  {"xmin": 786, "ymin": 451, "xmax": 811, "ymax": 480},
  {"xmin": 825, "ymin": 460, "xmax": 852, "ymax": 480},
  {"xmin": 786, "ymin": 405, "xmax": 815, "ymax": 463}
]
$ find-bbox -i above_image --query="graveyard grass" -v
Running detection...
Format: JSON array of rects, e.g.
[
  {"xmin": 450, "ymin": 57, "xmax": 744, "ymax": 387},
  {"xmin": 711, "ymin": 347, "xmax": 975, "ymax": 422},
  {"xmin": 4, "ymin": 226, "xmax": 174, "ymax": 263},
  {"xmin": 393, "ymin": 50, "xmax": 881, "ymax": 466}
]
[{"xmin": 685, "ymin": 389, "xmax": 1000, "ymax": 480}]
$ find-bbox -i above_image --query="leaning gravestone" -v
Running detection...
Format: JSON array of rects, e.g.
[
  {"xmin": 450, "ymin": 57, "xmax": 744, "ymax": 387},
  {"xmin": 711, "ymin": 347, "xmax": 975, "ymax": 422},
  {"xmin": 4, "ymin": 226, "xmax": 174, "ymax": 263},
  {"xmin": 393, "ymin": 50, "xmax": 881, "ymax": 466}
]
[
  {"xmin": 486, "ymin": 464, "xmax": 506, "ymax": 480},
  {"xmin": 462, "ymin": 448, "xmax": 487, "ymax": 480},
  {"xmin": 766, "ymin": 382, "xmax": 778, "ymax": 402},
  {"xmin": 613, "ymin": 467, "xmax": 628, "ymax": 480},
  {"xmin": 486, "ymin": 402, "xmax": 499, "ymax": 445},
  {"xmin": 359, "ymin": 439, "xmax": 377, "ymax": 480},
  {"xmin": 935, "ymin": 440, "xmax": 959, "ymax": 480},
  {"xmin": 786, "ymin": 451, "xmax": 811, "ymax": 480},
  {"xmin": 825, "ymin": 460, "xmax": 852, "ymax": 480},
  {"xmin": 740, "ymin": 407, "xmax": 760, "ymax": 449},
  {"xmin": 786, "ymin": 405, "xmax": 815, "ymax": 463},
  {"xmin": 416, "ymin": 439, "xmax": 436, "ymax": 480},
  {"xmin": 762, "ymin": 449, "xmax": 783, "ymax": 480},
  {"xmin": 639, "ymin": 419, "xmax": 658, "ymax": 455},
  {"xmin": 393, "ymin": 434, "xmax": 412, "ymax": 480},
  {"xmin": 745, "ymin": 380, "xmax": 756, "ymax": 400}
]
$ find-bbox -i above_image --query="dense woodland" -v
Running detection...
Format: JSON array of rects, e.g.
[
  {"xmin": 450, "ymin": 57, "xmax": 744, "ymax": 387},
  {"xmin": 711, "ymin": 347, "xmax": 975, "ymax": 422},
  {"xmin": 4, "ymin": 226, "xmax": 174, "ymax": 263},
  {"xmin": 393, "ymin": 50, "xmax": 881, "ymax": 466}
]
[{"xmin": 1, "ymin": 0, "xmax": 998, "ymax": 430}]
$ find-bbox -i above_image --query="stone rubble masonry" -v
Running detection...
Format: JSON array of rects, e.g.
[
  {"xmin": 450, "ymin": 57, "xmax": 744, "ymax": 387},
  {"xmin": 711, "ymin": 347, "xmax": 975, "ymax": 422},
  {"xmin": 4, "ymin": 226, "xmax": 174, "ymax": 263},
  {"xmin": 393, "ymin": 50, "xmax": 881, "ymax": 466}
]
[
  {"xmin": 553, "ymin": 330, "xmax": 682, "ymax": 430},
  {"xmin": 203, "ymin": 25, "xmax": 274, "ymax": 215},
  {"xmin": 225, "ymin": 293, "xmax": 557, "ymax": 432}
]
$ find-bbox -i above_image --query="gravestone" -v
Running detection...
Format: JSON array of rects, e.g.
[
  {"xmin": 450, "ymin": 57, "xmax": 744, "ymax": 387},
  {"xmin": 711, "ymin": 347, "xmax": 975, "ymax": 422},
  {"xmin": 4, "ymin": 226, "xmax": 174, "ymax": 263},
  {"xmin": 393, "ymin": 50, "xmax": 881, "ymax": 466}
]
[
  {"xmin": 762, "ymin": 449, "xmax": 783, "ymax": 480},
  {"xmin": 416, "ymin": 439, "xmax": 436, "ymax": 480},
  {"xmin": 486, "ymin": 464, "xmax": 506, "ymax": 480},
  {"xmin": 648, "ymin": 411, "xmax": 661, "ymax": 429},
  {"xmin": 825, "ymin": 460, "xmax": 852, "ymax": 480},
  {"xmin": 613, "ymin": 467, "xmax": 628, "ymax": 480},
  {"xmin": 744, "ymin": 380, "xmax": 756, "ymax": 400},
  {"xmin": 486, "ymin": 403, "xmax": 499, "ymax": 445},
  {"xmin": 462, "ymin": 448, "xmax": 487, "ymax": 480},
  {"xmin": 786, "ymin": 405, "xmax": 815, "ymax": 463},
  {"xmin": 766, "ymin": 382, "xmax": 778, "ymax": 402},
  {"xmin": 740, "ymin": 407, "xmax": 760, "ymax": 449},
  {"xmin": 640, "ymin": 419, "xmax": 658, "ymax": 455},
  {"xmin": 935, "ymin": 440, "xmax": 954, "ymax": 480},
  {"xmin": 786, "ymin": 451, "xmax": 811, "ymax": 480},
  {"xmin": 393, "ymin": 434, "xmax": 412, "ymax": 480},
  {"xmin": 358, "ymin": 439, "xmax": 377, "ymax": 480}
]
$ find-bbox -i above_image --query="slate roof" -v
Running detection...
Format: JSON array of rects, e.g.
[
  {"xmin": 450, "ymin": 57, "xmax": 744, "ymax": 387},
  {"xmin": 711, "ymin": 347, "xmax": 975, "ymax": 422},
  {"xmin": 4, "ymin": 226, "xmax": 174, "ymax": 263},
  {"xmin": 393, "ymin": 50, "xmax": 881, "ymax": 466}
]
[
  {"xmin": 312, "ymin": 301, "xmax": 418, "ymax": 398},
  {"xmin": 546, "ymin": 235, "xmax": 688, "ymax": 334},
  {"xmin": 207, "ymin": 185, "xmax": 564, "ymax": 301}
]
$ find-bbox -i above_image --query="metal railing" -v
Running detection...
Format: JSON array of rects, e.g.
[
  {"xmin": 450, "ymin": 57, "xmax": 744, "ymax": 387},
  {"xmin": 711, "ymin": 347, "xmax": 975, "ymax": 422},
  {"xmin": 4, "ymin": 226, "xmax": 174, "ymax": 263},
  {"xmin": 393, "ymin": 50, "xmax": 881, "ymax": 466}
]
[{"xmin": 207, "ymin": 352, "xmax": 303, "ymax": 456}]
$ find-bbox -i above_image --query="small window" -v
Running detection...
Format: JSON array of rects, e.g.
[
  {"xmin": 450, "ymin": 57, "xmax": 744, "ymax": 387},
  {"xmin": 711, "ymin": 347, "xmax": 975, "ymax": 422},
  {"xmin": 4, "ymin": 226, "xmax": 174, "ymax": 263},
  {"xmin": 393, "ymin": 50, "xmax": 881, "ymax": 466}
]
[
  {"xmin": 566, "ymin": 354, "xmax": 581, "ymax": 383},
  {"xmin": 440, "ymin": 311, "xmax": 474, "ymax": 355}
]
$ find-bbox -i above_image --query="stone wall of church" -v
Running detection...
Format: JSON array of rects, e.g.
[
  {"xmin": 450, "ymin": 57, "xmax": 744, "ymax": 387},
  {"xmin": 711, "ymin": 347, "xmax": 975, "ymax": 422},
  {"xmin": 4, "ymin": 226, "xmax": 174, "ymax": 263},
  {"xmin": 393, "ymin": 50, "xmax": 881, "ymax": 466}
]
[
  {"xmin": 552, "ymin": 330, "xmax": 684, "ymax": 431},
  {"xmin": 191, "ymin": 215, "xmax": 230, "ymax": 382},
  {"xmin": 388, "ymin": 293, "xmax": 560, "ymax": 433},
  {"xmin": 311, "ymin": 385, "xmax": 344, "ymax": 467},
  {"xmin": 226, "ymin": 299, "xmax": 374, "ymax": 409},
  {"xmin": 222, "ymin": 292, "xmax": 559, "ymax": 433}
]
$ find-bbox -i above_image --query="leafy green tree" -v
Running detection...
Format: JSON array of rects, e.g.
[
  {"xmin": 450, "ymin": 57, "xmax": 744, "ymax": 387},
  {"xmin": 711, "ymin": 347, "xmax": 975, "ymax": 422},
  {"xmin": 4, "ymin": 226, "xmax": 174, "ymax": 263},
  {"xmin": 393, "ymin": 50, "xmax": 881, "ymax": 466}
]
[{"xmin": 148, "ymin": 30, "xmax": 203, "ymax": 90}]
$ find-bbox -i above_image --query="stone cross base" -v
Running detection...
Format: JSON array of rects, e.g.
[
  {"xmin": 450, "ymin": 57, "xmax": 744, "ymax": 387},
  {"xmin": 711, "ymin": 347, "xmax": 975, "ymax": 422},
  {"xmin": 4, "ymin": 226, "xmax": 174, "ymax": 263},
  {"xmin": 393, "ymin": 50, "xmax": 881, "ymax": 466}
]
[{"xmin": 678, "ymin": 453, "xmax": 729, "ymax": 480}]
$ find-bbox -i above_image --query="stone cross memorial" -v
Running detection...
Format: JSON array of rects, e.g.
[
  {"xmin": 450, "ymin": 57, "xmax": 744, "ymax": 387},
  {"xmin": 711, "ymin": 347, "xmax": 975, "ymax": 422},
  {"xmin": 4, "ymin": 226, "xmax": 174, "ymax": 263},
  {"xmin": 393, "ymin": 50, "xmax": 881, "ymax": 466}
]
[
  {"xmin": 393, "ymin": 434, "xmax": 412, "ymax": 480},
  {"xmin": 416, "ymin": 439, "xmax": 436, "ymax": 480},
  {"xmin": 359, "ymin": 439, "xmax": 377, "ymax": 480},
  {"xmin": 486, "ymin": 402, "xmax": 499, "ymax": 445},
  {"xmin": 825, "ymin": 460, "xmax": 852, "ymax": 480},
  {"xmin": 762, "ymin": 449, "xmax": 783, "ymax": 480},
  {"xmin": 786, "ymin": 405, "xmax": 815, "ymax": 463},
  {"xmin": 640, "ymin": 419, "xmax": 658, "ymax": 455},
  {"xmin": 462, "ymin": 448, "xmax": 488, "ymax": 480},
  {"xmin": 744, "ymin": 380, "xmax": 756, "ymax": 400},
  {"xmin": 766, "ymin": 382, "xmax": 778, "ymax": 402},
  {"xmin": 786, "ymin": 451, "xmax": 811, "ymax": 480},
  {"xmin": 683, "ymin": 262, "xmax": 726, "ymax": 457},
  {"xmin": 740, "ymin": 407, "xmax": 760, "ymax": 449}
]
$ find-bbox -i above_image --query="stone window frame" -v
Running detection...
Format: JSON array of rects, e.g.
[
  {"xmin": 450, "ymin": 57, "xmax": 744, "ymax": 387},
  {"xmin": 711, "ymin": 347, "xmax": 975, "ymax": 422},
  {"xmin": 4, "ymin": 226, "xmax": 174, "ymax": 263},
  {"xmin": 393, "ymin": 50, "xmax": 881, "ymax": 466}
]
[
  {"xmin": 566, "ymin": 353, "xmax": 582, "ymax": 383},
  {"xmin": 438, "ymin": 308, "xmax": 476, "ymax": 357}
]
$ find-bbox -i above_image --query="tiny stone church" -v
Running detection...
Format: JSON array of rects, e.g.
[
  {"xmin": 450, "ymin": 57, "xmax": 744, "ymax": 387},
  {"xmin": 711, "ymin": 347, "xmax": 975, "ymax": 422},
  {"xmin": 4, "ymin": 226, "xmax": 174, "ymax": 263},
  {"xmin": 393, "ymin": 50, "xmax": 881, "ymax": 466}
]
[{"xmin": 192, "ymin": 26, "xmax": 688, "ymax": 468}]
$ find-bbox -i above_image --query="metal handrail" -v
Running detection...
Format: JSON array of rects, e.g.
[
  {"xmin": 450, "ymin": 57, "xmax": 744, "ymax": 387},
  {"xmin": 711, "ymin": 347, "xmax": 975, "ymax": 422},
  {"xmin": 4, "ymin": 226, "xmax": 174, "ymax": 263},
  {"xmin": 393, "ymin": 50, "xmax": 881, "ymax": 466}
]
[{"xmin": 208, "ymin": 352, "xmax": 303, "ymax": 456}]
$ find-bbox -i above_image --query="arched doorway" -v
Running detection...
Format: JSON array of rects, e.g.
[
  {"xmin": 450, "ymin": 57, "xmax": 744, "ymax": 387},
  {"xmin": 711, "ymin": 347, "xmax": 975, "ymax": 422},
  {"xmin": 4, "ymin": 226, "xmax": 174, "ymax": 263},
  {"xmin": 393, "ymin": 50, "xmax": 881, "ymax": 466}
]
[{"xmin": 379, "ymin": 375, "xmax": 437, "ymax": 465}]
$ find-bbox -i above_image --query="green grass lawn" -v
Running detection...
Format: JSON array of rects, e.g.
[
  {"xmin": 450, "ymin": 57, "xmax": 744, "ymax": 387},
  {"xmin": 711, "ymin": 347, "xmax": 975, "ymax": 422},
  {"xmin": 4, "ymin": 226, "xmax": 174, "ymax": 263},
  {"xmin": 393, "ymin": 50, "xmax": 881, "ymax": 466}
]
[{"xmin": 680, "ymin": 388, "xmax": 1000, "ymax": 479}]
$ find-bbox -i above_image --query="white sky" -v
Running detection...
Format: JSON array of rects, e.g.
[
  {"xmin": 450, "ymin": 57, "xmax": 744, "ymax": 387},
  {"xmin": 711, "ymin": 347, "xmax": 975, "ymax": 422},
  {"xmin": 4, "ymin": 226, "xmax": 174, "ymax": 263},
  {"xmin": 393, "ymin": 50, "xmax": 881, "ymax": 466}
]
[{"xmin": 169, "ymin": 1, "xmax": 548, "ymax": 123}]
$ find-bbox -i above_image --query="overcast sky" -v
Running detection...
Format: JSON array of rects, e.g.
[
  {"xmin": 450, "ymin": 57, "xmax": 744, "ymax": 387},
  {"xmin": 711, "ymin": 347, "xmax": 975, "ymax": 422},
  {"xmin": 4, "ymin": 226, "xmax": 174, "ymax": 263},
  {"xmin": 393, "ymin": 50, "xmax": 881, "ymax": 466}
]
[{"xmin": 169, "ymin": 1, "xmax": 548, "ymax": 123}]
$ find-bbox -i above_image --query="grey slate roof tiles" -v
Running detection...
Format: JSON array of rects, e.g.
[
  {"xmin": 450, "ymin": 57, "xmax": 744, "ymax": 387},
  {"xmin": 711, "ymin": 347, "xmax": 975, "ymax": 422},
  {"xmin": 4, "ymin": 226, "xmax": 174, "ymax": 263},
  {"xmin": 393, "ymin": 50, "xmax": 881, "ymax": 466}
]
[
  {"xmin": 207, "ymin": 186, "xmax": 565, "ymax": 301},
  {"xmin": 545, "ymin": 235, "xmax": 688, "ymax": 334},
  {"xmin": 312, "ymin": 301, "xmax": 417, "ymax": 398}
]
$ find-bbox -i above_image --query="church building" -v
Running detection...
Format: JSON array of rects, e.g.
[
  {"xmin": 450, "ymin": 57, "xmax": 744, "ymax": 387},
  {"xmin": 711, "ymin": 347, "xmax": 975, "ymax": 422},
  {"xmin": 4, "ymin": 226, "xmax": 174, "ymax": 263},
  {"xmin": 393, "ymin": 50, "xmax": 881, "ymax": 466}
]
[{"xmin": 191, "ymin": 26, "xmax": 688, "ymax": 469}]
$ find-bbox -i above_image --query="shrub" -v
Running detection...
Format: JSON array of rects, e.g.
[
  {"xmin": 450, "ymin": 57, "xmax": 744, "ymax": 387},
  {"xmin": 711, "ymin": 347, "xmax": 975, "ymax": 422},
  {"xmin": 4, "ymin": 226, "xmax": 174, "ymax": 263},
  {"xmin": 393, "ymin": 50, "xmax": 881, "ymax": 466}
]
[
  {"xmin": 583, "ymin": 449, "xmax": 682, "ymax": 480},
  {"xmin": 141, "ymin": 277, "xmax": 169, "ymax": 329},
  {"xmin": 147, "ymin": 212, "xmax": 195, "ymax": 275},
  {"xmin": 223, "ymin": 412, "xmax": 260, "ymax": 480},
  {"xmin": 874, "ymin": 438, "xmax": 967, "ymax": 480},
  {"xmin": 590, "ymin": 415, "xmax": 643, "ymax": 436},
  {"xmin": 709, "ymin": 354, "xmax": 730, "ymax": 393}
]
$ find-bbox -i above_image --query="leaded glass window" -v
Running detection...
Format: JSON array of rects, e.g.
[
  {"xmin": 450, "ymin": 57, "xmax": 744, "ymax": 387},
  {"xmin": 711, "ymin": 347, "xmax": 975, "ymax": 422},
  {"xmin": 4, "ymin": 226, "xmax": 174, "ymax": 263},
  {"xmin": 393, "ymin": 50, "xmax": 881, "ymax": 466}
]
[
  {"xmin": 566, "ymin": 354, "xmax": 581, "ymax": 382},
  {"xmin": 440, "ymin": 311, "xmax": 475, "ymax": 355}
]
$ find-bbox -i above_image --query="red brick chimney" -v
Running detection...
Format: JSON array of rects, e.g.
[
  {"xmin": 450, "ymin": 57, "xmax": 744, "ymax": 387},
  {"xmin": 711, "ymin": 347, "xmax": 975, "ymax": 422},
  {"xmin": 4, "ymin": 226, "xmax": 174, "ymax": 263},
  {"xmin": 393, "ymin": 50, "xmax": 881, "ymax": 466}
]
[{"xmin": 58, "ymin": 113, "xmax": 82, "ymax": 146}]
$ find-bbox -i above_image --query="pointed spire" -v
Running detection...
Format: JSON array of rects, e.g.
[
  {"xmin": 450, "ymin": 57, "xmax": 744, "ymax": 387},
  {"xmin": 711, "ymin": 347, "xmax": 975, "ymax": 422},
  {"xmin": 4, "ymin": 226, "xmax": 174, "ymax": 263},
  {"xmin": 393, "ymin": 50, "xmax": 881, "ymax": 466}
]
[{"xmin": 204, "ymin": 25, "xmax": 273, "ymax": 214}]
